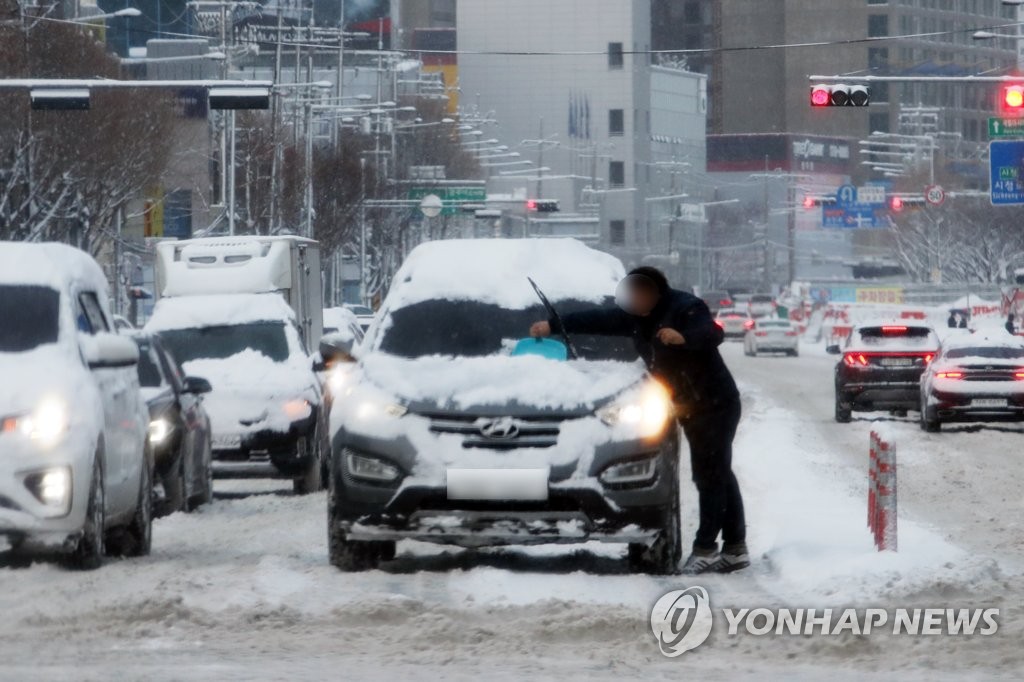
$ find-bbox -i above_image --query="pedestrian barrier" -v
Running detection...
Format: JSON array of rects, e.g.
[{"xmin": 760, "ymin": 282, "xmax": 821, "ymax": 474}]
[{"xmin": 869, "ymin": 430, "xmax": 898, "ymax": 552}]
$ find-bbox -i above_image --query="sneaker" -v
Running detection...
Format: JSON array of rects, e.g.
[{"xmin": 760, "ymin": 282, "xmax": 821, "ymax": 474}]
[
  {"xmin": 711, "ymin": 542, "xmax": 750, "ymax": 574},
  {"xmin": 680, "ymin": 548, "xmax": 720, "ymax": 575}
]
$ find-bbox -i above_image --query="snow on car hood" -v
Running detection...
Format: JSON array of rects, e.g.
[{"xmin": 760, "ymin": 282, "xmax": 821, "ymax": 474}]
[
  {"xmin": 182, "ymin": 349, "xmax": 317, "ymax": 435},
  {"xmin": 358, "ymin": 353, "xmax": 645, "ymax": 412}
]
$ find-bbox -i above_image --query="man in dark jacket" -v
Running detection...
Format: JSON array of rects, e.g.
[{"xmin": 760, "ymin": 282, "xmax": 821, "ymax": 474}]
[{"xmin": 529, "ymin": 266, "xmax": 748, "ymax": 574}]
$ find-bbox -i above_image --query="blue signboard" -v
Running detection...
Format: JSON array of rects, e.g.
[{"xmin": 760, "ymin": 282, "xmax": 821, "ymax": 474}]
[
  {"xmin": 822, "ymin": 183, "xmax": 888, "ymax": 228},
  {"xmin": 989, "ymin": 140, "xmax": 1024, "ymax": 205}
]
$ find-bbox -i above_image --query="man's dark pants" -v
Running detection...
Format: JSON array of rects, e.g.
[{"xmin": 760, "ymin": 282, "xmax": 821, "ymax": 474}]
[{"xmin": 679, "ymin": 397, "xmax": 745, "ymax": 552}]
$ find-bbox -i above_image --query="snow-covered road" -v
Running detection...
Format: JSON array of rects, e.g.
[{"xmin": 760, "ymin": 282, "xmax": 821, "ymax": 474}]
[{"xmin": 2, "ymin": 342, "xmax": 1022, "ymax": 681}]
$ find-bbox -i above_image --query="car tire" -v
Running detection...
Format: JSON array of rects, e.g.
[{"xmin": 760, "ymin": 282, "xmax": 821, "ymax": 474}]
[
  {"xmin": 293, "ymin": 435, "xmax": 323, "ymax": 495},
  {"xmin": 108, "ymin": 451, "xmax": 153, "ymax": 558},
  {"xmin": 834, "ymin": 396, "xmax": 852, "ymax": 423},
  {"xmin": 627, "ymin": 485, "xmax": 681, "ymax": 575},
  {"xmin": 920, "ymin": 402, "xmax": 942, "ymax": 432},
  {"xmin": 62, "ymin": 457, "xmax": 105, "ymax": 571},
  {"xmin": 186, "ymin": 440, "xmax": 214, "ymax": 511},
  {"xmin": 159, "ymin": 454, "xmax": 185, "ymax": 518},
  {"xmin": 327, "ymin": 479, "xmax": 394, "ymax": 571}
]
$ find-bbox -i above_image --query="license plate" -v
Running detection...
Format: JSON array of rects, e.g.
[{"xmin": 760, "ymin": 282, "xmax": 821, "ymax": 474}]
[
  {"xmin": 972, "ymin": 398, "xmax": 1007, "ymax": 408},
  {"xmin": 446, "ymin": 468, "xmax": 549, "ymax": 501},
  {"xmin": 212, "ymin": 434, "xmax": 242, "ymax": 449},
  {"xmin": 879, "ymin": 357, "xmax": 913, "ymax": 367}
]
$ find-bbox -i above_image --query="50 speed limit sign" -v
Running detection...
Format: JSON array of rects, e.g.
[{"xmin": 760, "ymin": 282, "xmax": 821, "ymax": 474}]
[{"xmin": 925, "ymin": 184, "xmax": 945, "ymax": 206}]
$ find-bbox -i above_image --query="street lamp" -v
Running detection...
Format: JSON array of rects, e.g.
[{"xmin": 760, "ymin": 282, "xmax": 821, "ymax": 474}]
[{"xmin": 71, "ymin": 7, "xmax": 141, "ymax": 21}]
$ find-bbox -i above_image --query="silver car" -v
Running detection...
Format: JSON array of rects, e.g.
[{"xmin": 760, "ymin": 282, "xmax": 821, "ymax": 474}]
[
  {"xmin": 744, "ymin": 319, "xmax": 800, "ymax": 357},
  {"xmin": 715, "ymin": 308, "xmax": 754, "ymax": 339}
]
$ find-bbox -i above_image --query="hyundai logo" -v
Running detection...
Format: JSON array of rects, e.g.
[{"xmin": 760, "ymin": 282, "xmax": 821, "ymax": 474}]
[{"xmin": 479, "ymin": 417, "xmax": 519, "ymax": 440}]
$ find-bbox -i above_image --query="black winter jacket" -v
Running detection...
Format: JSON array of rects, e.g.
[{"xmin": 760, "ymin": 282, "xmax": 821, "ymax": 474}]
[{"xmin": 551, "ymin": 289, "xmax": 739, "ymax": 413}]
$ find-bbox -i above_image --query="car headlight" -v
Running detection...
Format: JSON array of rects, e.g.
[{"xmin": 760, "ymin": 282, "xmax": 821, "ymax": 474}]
[
  {"xmin": 355, "ymin": 399, "xmax": 408, "ymax": 420},
  {"xmin": 327, "ymin": 365, "xmax": 354, "ymax": 395},
  {"xmin": 2, "ymin": 397, "xmax": 68, "ymax": 447},
  {"xmin": 283, "ymin": 398, "xmax": 314, "ymax": 421},
  {"xmin": 345, "ymin": 451, "xmax": 401, "ymax": 482},
  {"xmin": 597, "ymin": 381, "xmax": 672, "ymax": 439},
  {"xmin": 599, "ymin": 457, "xmax": 658, "ymax": 487},
  {"xmin": 148, "ymin": 417, "xmax": 174, "ymax": 445}
]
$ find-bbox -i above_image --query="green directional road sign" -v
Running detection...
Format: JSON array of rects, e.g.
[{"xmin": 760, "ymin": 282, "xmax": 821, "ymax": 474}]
[
  {"xmin": 989, "ymin": 117, "xmax": 1024, "ymax": 138},
  {"xmin": 407, "ymin": 186, "xmax": 486, "ymax": 215}
]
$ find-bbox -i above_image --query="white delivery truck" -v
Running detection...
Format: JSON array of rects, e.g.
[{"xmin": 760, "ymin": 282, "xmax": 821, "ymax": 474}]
[{"xmin": 145, "ymin": 236, "xmax": 328, "ymax": 494}]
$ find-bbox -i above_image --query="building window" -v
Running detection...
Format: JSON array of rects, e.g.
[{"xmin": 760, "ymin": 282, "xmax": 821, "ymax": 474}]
[
  {"xmin": 869, "ymin": 112, "xmax": 890, "ymax": 134},
  {"xmin": 610, "ymin": 220, "xmax": 626, "ymax": 245},
  {"xmin": 868, "ymin": 47, "xmax": 889, "ymax": 70},
  {"xmin": 609, "ymin": 161, "xmax": 625, "ymax": 188},
  {"xmin": 868, "ymin": 14, "xmax": 889, "ymax": 37},
  {"xmin": 609, "ymin": 109, "xmax": 624, "ymax": 136},
  {"xmin": 608, "ymin": 42, "xmax": 624, "ymax": 69}
]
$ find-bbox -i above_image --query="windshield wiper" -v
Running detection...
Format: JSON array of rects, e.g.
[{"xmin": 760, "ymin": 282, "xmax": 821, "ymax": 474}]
[{"xmin": 527, "ymin": 277, "xmax": 579, "ymax": 360}]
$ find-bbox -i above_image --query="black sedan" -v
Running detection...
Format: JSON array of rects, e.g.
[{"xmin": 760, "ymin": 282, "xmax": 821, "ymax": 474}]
[
  {"xmin": 829, "ymin": 324, "xmax": 939, "ymax": 423},
  {"xmin": 133, "ymin": 334, "xmax": 214, "ymax": 516}
]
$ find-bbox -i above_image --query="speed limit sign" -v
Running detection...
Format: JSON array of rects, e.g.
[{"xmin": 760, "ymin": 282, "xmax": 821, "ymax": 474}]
[{"xmin": 925, "ymin": 184, "xmax": 945, "ymax": 206}]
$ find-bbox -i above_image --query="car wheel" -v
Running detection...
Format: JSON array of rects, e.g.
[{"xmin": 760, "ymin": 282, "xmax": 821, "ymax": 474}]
[
  {"xmin": 627, "ymin": 485, "xmax": 681, "ymax": 575},
  {"xmin": 293, "ymin": 434, "xmax": 323, "ymax": 495},
  {"xmin": 108, "ymin": 454, "xmax": 153, "ymax": 558},
  {"xmin": 61, "ymin": 457, "xmax": 105, "ymax": 571},
  {"xmin": 327, "ymin": 479, "xmax": 394, "ymax": 571},
  {"xmin": 920, "ymin": 402, "xmax": 942, "ymax": 432},
  {"xmin": 835, "ymin": 396, "xmax": 852, "ymax": 423},
  {"xmin": 159, "ymin": 454, "xmax": 185, "ymax": 518}
]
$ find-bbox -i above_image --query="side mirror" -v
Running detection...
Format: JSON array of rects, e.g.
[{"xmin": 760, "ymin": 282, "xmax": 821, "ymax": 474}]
[
  {"xmin": 825, "ymin": 344, "xmax": 841, "ymax": 355},
  {"xmin": 82, "ymin": 332, "xmax": 139, "ymax": 369},
  {"xmin": 183, "ymin": 376, "xmax": 212, "ymax": 395},
  {"xmin": 319, "ymin": 331, "xmax": 357, "ymax": 365}
]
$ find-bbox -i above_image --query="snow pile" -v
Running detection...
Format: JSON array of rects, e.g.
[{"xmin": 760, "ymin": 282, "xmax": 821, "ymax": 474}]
[
  {"xmin": 0, "ymin": 241, "xmax": 108, "ymax": 295},
  {"xmin": 359, "ymin": 353, "xmax": 644, "ymax": 410},
  {"xmin": 384, "ymin": 239, "xmax": 626, "ymax": 310},
  {"xmin": 146, "ymin": 293, "xmax": 297, "ymax": 332}
]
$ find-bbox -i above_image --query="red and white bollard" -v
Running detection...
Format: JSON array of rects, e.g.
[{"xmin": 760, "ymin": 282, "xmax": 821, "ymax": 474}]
[{"xmin": 869, "ymin": 430, "xmax": 898, "ymax": 552}]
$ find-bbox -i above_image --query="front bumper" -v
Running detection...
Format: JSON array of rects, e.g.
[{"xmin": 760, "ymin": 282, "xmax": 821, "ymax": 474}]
[
  {"xmin": 331, "ymin": 416, "xmax": 680, "ymax": 548},
  {"xmin": 212, "ymin": 409, "xmax": 318, "ymax": 479},
  {"xmin": 0, "ymin": 436, "xmax": 93, "ymax": 553}
]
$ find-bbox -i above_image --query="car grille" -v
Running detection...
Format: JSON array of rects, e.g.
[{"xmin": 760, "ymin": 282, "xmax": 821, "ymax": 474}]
[{"xmin": 427, "ymin": 415, "xmax": 562, "ymax": 449}]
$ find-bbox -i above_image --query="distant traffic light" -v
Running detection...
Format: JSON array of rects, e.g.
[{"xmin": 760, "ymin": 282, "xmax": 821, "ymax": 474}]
[
  {"xmin": 527, "ymin": 199, "xmax": 559, "ymax": 213},
  {"xmin": 890, "ymin": 196, "xmax": 903, "ymax": 212},
  {"xmin": 1004, "ymin": 85, "xmax": 1024, "ymax": 111},
  {"xmin": 889, "ymin": 195, "xmax": 926, "ymax": 212},
  {"xmin": 802, "ymin": 195, "xmax": 837, "ymax": 208},
  {"xmin": 809, "ymin": 84, "xmax": 869, "ymax": 107}
]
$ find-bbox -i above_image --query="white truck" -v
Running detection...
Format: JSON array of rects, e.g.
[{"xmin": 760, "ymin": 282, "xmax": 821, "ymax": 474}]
[{"xmin": 145, "ymin": 236, "xmax": 328, "ymax": 494}]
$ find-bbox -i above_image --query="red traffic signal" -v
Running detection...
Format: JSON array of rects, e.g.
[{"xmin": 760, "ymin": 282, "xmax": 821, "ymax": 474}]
[
  {"xmin": 890, "ymin": 196, "xmax": 903, "ymax": 212},
  {"xmin": 1004, "ymin": 85, "xmax": 1024, "ymax": 110},
  {"xmin": 809, "ymin": 84, "xmax": 869, "ymax": 107},
  {"xmin": 526, "ymin": 199, "xmax": 559, "ymax": 213}
]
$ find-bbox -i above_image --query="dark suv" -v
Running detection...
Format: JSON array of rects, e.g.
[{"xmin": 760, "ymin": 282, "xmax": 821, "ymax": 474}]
[
  {"xmin": 829, "ymin": 324, "xmax": 939, "ymax": 422},
  {"xmin": 324, "ymin": 239, "xmax": 682, "ymax": 574}
]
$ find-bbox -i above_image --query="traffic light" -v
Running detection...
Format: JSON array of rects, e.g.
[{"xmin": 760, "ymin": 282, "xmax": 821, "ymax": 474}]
[
  {"xmin": 30, "ymin": 88, "xmax": 90, "ymax": 111},
  {"xmin": 889, "ymin": 195, "xmax": 926, "ymax": 212},
  {"xmin": 1003, "ymin": 85, "xmax": 1024, "ymax": 112},
  {"xmin": 809, "ymin": 84, "xmax": 869, "ymax": 107},
  {"xmin": 527, "ymin": 199, "xmax": 559, "ymax": 212},
  {"xmin": 802, "ymin": 195, "xmax": 837, "ymax": 208}
]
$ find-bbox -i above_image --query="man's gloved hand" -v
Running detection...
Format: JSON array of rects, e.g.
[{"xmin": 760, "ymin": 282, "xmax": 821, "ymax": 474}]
[
  {"xmin": 530, "ymin": 321, "xmax": 552, "ymax": 338},
  {"xmin": 657, "ymin": 328, "xmax": 686, "ymax": 345}
]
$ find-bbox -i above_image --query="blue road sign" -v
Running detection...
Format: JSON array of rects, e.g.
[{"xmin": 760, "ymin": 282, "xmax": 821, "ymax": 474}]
[
  {"xmin": 823, "ymin": 183, "xmax": 888, "ymax": 228},
  {"xmin": 989, "ymin": 140, "xmax": 1024, "ymax": 205}
]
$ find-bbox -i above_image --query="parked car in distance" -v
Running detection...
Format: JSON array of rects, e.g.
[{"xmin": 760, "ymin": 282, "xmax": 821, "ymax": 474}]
[
  {"xmin": 747, "ymin": 294, "xmax": 776, "ymax": 319},
  {"xmin": 715, "ymin": 308, "xmax": 755, "ymax": 339},
  {"xmin": 744, "ymin": 318, "xmax": 800, "ymax": 357},
  {"xmin": 920, "ymin": 333, "xmax": 1024, "ymax": 432},
  {"xmin": 0, "ymin": 242, "xmax": 152, "ymax": 570},
  {"xmin": 700, "ymin": 290, "xmax": 733, "ymax": 315},
  {"xmin": 132, "ymin": 334, "xmax": 214, "ymax": 515},
  {"xmin": 343, "ymin": 304, "xmax": 375, "ymax": 333},
  {"xmin": 323, "ymin": 307, "xmax": 365, "ymax": 346},
  {"xmin": 829, "ymin": 323, "xmax": 939, "ymax": 423}
]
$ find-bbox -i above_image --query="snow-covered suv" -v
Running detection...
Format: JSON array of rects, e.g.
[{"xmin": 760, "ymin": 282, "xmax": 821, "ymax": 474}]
[
  {"xmin": 0, "ymin": 243, "xmax": 152, "ymax": 569},
  {"xmin": 325, "ymin": 239, "xmax": 681, "ymax": 574}
]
